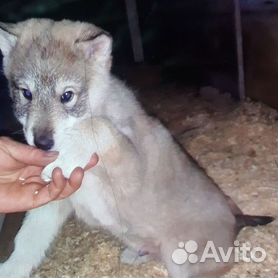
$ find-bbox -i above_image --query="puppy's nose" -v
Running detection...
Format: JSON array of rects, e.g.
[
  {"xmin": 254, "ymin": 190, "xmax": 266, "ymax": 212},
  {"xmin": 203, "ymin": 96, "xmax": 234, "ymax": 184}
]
[{"xmin": 34, "ymin": 134, "xmax": 54, "ymax": 150}]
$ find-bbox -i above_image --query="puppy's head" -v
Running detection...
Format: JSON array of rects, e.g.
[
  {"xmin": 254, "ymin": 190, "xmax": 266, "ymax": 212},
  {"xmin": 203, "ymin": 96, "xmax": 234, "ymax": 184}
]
[{"xmin": 0, "ymin": 18, "xmax": 112, "ymax": 150}]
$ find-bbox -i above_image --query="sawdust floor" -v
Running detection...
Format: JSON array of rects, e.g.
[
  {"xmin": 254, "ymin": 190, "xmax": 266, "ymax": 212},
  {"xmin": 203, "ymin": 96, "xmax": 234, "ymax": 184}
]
[{"xmin": 33, "ymin": 86, "xmax": 277, "ymax": 278}]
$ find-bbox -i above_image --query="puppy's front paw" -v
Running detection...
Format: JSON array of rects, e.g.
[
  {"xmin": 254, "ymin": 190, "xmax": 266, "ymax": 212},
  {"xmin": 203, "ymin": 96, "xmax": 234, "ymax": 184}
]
[
  {"xmin": 41, "ymin": 161, "xmax": 60, "ymax": 182},
  {"xmin": 41, "ymin": 158, "xmax": 74, "ymax": 182},
  {"xmin": 0, "ymin": 261, "xmax": 32, "ymax": 278},
  {"xmin": 41, "ymin": 153, "xmax": 91, "ymax": 182}
]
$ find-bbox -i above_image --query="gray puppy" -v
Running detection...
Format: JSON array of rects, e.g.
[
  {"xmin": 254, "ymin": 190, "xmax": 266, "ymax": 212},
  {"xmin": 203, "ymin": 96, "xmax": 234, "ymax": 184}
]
[{"xmin": 0, "ymin": 19, "xmax": 273, "ymax": 278}]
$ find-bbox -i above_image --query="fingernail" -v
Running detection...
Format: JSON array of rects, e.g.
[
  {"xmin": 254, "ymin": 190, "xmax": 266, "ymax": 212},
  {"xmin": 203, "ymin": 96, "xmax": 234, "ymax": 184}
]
[
  {"xmin": 45, "ymin": 151, "xmax": 59, "ymax": 157},
  {"xmin": 75, "ymin": 167, "xmax": 83, "ymax": 172}
]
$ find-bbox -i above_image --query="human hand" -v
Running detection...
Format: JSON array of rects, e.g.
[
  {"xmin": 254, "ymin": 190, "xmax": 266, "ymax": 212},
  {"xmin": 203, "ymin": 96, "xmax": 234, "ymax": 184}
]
[{"xmin": 0, "ymin": 137, "xmax": 98, "ymax": 213}]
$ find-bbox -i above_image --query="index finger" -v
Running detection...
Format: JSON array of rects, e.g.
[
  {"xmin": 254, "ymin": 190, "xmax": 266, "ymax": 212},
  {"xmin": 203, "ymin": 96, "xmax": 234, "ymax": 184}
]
[{"xmin": 0, "ymin": 137, "xmax": 58, "ymax": 167}]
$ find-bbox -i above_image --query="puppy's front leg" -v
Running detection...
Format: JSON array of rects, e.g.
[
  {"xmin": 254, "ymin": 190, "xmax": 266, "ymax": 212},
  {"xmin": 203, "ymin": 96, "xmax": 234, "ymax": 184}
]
[
  {"xmin": 0, "ymin": 201, "xmax": 72, "ymax": 278},
  {"xmin": 41, "ymin": 119, "xmax": 98, "ymax": 182},
  {"xmin": 41, "ymin": 117, "xmax": 135, "ymax": 182}
]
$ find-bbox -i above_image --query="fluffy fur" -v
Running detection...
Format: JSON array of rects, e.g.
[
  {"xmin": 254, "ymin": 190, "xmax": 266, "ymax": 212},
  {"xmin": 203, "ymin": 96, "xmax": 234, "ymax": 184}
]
[{"xmin": 0, "ymin": 19, "xmax": 272, "ymax": 278}]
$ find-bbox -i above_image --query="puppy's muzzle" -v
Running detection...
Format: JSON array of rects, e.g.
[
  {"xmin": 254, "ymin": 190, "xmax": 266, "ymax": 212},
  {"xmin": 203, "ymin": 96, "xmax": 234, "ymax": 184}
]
[{"xmin": 34, "ymin": 132, "xmax": 54, "ymax": 151}]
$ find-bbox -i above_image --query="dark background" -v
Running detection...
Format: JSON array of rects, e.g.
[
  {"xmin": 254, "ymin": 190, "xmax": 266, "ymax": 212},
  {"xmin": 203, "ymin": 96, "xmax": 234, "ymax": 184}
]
[{"xmin": 0, "ymin": 0, "xmax": 277, "ymax": 137}]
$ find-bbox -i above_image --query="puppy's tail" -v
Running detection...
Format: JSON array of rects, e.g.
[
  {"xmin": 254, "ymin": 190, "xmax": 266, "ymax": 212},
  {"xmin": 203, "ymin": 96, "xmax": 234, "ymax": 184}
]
[{"xmin": 235, "ymin": 214, "xmax": 274, "ymax": 231}]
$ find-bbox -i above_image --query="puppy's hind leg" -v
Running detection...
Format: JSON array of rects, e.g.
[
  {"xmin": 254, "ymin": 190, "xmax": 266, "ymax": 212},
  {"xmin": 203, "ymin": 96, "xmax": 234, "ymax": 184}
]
[
  {"xmin": 0, "ymin": 200, "xmax": 72, "ymax": 278},
  {"xmin": 120, "ymin": 247, "xmax": 151, "ymax": 265}
]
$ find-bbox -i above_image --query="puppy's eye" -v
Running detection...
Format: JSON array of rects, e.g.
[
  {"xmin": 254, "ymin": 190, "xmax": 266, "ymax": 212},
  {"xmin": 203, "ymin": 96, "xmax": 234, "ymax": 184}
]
[
  {"xmin": 61, "ymin": 91, "xmax": 74, "ymax": 103},
  {"xmin": 22, "ymin": 89, "xmax": 32, "ymax": 101}
]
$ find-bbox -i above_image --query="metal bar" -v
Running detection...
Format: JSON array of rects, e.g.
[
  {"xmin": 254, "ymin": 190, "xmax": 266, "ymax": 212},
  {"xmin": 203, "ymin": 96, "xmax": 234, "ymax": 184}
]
[
  {"xmin": 125, "ymin": 0, "xmax": 144, "ymax": 62},
  {"xmin": 234, "ymin": 0, "xmax": 246, "ymax": 100}
]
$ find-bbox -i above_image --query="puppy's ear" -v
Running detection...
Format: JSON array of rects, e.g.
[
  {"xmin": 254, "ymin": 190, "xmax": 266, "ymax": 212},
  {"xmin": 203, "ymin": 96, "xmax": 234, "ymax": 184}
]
[
  {"xmin": 75, "ymin": 31, "xmax": 112, "ymax": 62},
  {"xmin": 0, "ymin": 23, "xmax": 17, "ymax": 57}
]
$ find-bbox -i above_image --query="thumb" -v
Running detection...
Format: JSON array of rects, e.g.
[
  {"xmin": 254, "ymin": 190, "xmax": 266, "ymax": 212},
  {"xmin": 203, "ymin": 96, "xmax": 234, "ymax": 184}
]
[{"xmin": 0, "ymin": 137, "xmax": 58, "ymax": 167}]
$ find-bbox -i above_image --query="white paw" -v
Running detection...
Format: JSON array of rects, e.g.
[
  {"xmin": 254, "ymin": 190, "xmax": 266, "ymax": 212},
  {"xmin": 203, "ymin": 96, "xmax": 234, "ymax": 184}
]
[
  {"xmin": 0, "ymin": 261, "xmax": 32, "ymax": 278},
  {"xmin": 41, "ymin": 163, "xmax": 55, "ymax": 182},
  {"xmin": 41, "ymin": 153, "xmax": 91, "ymax": 182},
  {"xmin": 41, "ymin": 159, "xmax": 71, "ymax": 182},
  {"xmin": 120, "ymin": 248, "xmax": 150, "ymax": 265}
]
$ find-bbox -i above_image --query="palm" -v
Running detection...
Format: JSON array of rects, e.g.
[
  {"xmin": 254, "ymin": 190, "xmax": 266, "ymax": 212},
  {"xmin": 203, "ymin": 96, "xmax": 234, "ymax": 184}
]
[{"xmin": 0, "ymin": 147, "xmax": 43, "ymax": 183}]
